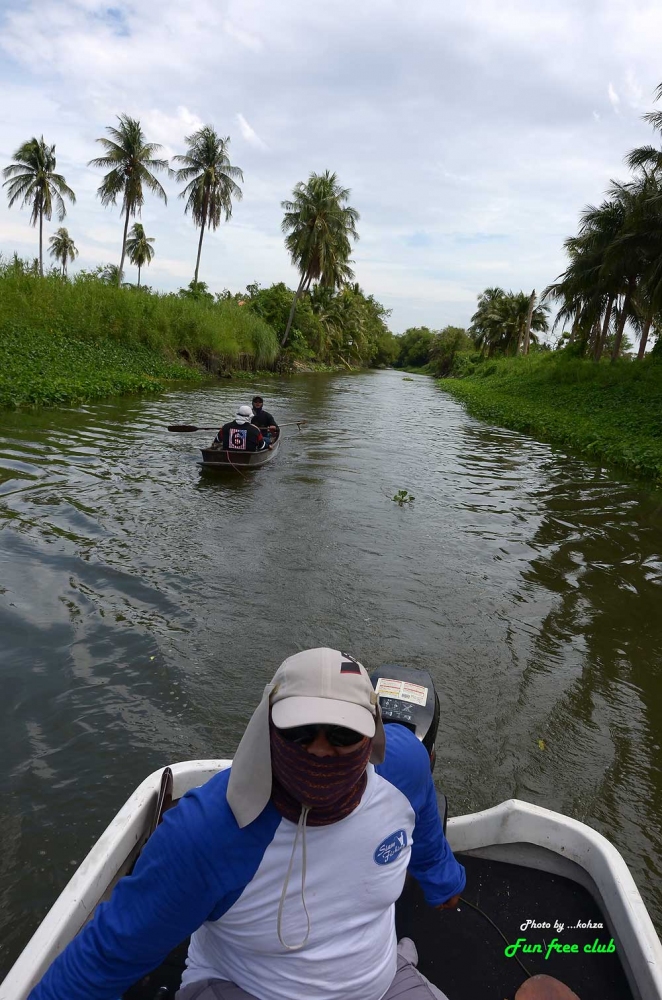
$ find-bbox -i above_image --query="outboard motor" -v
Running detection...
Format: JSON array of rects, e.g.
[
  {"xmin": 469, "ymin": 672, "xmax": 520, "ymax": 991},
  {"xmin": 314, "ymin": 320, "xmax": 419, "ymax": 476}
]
[{"xmin": 370, "ymin": 664, "xmax": 446, "ymax": 830}]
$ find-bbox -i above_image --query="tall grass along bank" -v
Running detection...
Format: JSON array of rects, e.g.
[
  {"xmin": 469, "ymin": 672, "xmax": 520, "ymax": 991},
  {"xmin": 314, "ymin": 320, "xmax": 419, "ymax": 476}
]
[
  {"xmin": 439, "ymin": 353, "xmax": 662, "ymax": 482},
  {"xmin": 0, "ymin": 266, "xmax": 279, "ymax": 409}
]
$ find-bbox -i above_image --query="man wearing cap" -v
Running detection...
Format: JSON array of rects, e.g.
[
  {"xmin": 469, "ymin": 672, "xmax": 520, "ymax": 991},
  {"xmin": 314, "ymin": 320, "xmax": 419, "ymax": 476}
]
[
  {"xmin": 217, "ymin": 405, "xmax": 266, "ymax": 452},
  {"xmin": 29, "ymin": 649, "xmax": 465, "ymax": 1000}
]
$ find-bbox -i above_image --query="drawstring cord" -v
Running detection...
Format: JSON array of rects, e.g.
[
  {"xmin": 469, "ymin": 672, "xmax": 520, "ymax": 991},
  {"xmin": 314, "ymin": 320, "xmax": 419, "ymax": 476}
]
[{"xmin": 277, "ymin": 805, "xmax": 311, "ymax": 951}]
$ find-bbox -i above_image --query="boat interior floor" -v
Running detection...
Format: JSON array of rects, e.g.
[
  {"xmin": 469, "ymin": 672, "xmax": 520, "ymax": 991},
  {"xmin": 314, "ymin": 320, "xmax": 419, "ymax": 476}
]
[
  {"xmin": 396, "ymin": 854, "xmax": 634, "ymax": 1000},
  {"xmin": 123, "ymin": 854, "xmax": 634, "ymax": 1000}
]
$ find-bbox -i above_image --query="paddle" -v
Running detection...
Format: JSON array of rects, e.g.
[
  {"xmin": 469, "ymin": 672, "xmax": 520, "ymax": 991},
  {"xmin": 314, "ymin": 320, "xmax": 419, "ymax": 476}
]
[{"xmin": 168, "ymin": 421, "xmax": 306, "ymax": 432}]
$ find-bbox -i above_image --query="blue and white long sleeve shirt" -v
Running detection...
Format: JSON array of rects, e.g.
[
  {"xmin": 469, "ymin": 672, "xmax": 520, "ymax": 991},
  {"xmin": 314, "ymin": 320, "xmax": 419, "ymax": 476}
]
[{"xmin": 29, "ymin": 724, "xmax": 465, "ymax": 1000}]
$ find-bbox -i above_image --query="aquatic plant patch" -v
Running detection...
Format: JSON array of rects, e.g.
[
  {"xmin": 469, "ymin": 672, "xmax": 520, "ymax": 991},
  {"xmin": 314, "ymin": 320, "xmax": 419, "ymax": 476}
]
[
  {"xmin": 440, "ymin": 354, "xmax": 662, "ymax": 483},
  {"xmin": 0, "ymin": 326, "xmax": 202, "ymax": 409}
]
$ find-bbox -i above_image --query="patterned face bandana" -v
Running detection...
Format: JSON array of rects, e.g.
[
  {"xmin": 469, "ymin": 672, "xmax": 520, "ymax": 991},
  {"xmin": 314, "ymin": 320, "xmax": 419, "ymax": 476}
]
[{"xmin": 270, "ymin": 722, "xmax": 372, "ymax": 826}]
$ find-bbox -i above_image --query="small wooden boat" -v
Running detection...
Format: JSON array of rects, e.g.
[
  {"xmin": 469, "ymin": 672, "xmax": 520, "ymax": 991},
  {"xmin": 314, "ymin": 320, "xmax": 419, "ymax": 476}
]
[
  {"xmin": 199, "ymin": 428, "xmax": 280, "ymax": 469},
  {"xmin": 3, "ymin": 667, "xmax": 662, "ymax": 1000}
]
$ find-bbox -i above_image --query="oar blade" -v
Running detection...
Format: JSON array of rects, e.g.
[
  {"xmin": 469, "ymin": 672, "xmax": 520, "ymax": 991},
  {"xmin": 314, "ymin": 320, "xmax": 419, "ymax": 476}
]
[{"xmin": 167, "ymin": 425, "xmax": 200, "ymax": 432}]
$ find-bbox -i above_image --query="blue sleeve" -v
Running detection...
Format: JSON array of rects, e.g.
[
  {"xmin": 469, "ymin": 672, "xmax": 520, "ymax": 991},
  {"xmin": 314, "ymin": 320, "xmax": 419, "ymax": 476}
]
[
  {"xmin": 376, "ymin": 724, "xmax": 466, "ymax": 907},
  {"xmin": 29, "ymin": 770, "xmax": 280, "ymax": 1000}
]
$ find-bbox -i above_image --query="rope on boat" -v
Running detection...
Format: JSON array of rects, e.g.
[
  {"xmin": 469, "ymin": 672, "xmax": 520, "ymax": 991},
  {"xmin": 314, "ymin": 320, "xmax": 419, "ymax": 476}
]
[{"xmin": 459, "ymin": 895, "xmax": 534, "ymax": 982}]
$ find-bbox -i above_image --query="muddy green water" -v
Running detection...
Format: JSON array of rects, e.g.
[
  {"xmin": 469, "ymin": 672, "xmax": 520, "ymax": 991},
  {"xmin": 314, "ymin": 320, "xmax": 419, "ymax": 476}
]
[{"xmin": 1, "ymin": 369, "xmax": 661, "ymax": 974}]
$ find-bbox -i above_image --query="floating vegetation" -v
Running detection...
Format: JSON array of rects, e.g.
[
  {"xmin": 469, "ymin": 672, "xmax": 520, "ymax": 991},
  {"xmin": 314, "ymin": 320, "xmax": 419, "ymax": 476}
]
[{"xmin": 392, "ymin": 489, "xmax": 415, "ymax": 506}]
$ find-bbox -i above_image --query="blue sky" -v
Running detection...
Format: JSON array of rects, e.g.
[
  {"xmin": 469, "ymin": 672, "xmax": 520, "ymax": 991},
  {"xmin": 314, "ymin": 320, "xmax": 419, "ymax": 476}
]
[{"xmin": 1, "ymin": 0, "xmax": 662, "ymax": 332}]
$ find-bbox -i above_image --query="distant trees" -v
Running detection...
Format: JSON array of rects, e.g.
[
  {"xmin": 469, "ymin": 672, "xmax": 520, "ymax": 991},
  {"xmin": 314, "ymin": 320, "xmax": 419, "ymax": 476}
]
[
  {"xmin": 394, "ymin": 325, "xmax": 476, "ymax": 374},
  {"xmin": 173, "ymin": 126, "xmax": 243, "ymax": 286},
  {"xmin": 89, "ymin": 115, "xmax": 169, "ymax": 285},
  {"xmin": 48, "ymin": 227, "xmax": 78, "ymax": 276},
  {"xmin": 280, "ymin": 170, "xmax": 359, "ymax": 347},
  {"xmin": 429, "ymin": 326, "xmax": 474, "ymax": 376},
  {"xmin": 396, "ymin": 327, "xmax": 435, "ymax": 368},
  {"xmin": 470, "ymin": 288, "xmax": 549, "ymax": 356},
  {"xmin": 2, "ymin": 137, "xmax": 75, "ymax": 276},
  {"xmin": 125, "ymin": 223, "xmax": 155, "ymax": 287}
]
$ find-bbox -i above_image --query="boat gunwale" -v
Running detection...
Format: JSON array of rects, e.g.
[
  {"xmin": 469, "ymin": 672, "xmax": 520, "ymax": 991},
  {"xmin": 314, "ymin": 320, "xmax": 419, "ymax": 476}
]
[
  {"xmin": 199, "ymin": 432, "xmax": 281, "ymax": 468},
  {"xmin": 2, "ymin": 762, "xmax": 661, "ymax": 1000}
]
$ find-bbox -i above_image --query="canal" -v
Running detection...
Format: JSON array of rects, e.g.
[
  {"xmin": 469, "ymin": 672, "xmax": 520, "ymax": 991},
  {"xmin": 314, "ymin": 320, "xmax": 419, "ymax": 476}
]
[{"xmin": 1, "ymin": 368, "xmax": 661, "ymax": 973}]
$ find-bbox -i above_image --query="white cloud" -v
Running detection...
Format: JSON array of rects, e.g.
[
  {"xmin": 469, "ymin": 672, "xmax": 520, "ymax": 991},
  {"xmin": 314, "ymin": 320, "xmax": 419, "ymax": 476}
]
[
  {"xmin": 140, "ymin": 107, "xmax": 206, "ymax": 157},
  {"xmin": 624, "ymin": 69, "xmax": 645, "ymax": 110},
  {"xmin": 2, "ymin": 0, "xmax": 662, "ymax": 330},
  {"xmin": 236, "ymin": 113, "xmax": 268, "ymax": 151},
  {"xmin": 608, "ymin": 82, "xmax": 621, "ymax": 114},
  {"xmin": 223, "ymin": 19, "xmax": 263, "ymax": 52}
]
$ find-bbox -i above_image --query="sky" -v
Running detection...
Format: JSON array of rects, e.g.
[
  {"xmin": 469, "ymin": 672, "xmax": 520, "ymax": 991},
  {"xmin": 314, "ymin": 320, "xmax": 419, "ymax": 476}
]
[{"xmin": 1, "ymin": 0, "xmax": 662, "ymax": 333}]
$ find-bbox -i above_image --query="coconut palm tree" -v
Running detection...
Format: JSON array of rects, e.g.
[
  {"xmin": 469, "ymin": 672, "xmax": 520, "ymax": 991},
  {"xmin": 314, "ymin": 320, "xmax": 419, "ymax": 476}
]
[
  {"xmin": 280, "ymin": 170, "xmax": 360, "ymax": 347},
  {"xmin": 172, "ymin": 126, "xmax": 243, "ymax": 285},
  {"xmin": 2, "ymin": 137, "xmax": 75, "ymax": 276},
  {"xmin": 627, "ymin": 82, "xmax": 662, "ymax": 176},
  {"xmin": 544, "ymin": 219, "xmax": 616, "ymax": 360},
  {"xmin": 470, "ymin": 288, "xmax": 548, "ymax": 355},
  {"xmin": 89, "ymin": 115, "xmax": 169, "ymax": 285},
  {"xmin": 125, "ymin": 222, "xmax": 155, "ymax": 287},
  {"xmin": 48, "ymin": 227, "xmax": 78, "ymax": 277}
]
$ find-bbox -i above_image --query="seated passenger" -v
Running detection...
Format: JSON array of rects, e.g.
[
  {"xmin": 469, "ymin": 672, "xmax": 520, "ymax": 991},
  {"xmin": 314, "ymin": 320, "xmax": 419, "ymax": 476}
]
[
  {"xmin": 251, "ymin": 395, "xmax": 279, "ymax": 448},
  {"xmin": 218, "ymin": 405, "xmax": 265, "ymax": 451},
  {"xmin": 27, "ymin": 648, "xmax": 464, "ymax": 1000}
]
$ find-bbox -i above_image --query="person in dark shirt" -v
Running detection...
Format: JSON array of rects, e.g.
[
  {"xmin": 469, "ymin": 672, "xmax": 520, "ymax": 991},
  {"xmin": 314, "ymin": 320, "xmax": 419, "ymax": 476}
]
[
  {"xmin": 251, "ymin": 396, "xmax": 278, "ymax": 447},
  {"xmin": 217, "ymin": 405, "xmax": 265, "ymax": 452}
]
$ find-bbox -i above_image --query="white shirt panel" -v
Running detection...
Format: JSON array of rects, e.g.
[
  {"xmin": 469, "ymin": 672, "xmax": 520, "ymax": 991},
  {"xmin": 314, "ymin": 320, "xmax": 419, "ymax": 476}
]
[{"xmin": 181, "ymin": 767, "xmax": 416, "ymax": 1000}]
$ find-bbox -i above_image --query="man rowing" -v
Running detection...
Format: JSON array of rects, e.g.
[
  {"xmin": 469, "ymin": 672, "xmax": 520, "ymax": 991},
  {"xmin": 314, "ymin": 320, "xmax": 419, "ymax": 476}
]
[
  {"xmin": 251, "ymin": 395, "xmax": 279, "ymax": 448},
  {"xmin": 28, "ymin": 647, "xmax": 465, "ymax": 1000}
]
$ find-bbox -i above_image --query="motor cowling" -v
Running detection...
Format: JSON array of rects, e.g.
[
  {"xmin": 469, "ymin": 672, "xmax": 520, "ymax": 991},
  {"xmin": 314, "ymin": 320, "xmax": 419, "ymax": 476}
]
[
  {"xmin": 370, "ymin": 664, "xmax": 446, "ymax": 830},
  {"xmin": 370, "ymin": 665, "xmax": 440, "ymax": 765}
]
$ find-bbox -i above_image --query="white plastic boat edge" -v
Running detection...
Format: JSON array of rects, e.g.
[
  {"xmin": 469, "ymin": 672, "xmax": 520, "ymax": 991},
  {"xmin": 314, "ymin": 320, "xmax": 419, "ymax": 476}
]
[
  {"xmin": 2, "ymin": 764, "xmax": 661, "ymax": 1000},
  {"xmin": 0, "ymin": 761, "xmax": 230, "ymax": 1000},
  {"xmin": 447, "ymin": 799, "xmax": 662, "ymax": 1000}
]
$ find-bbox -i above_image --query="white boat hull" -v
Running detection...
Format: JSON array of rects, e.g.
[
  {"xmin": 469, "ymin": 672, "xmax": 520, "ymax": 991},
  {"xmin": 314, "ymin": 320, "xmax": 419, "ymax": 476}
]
[{"xmin": 2, "ymin": 761, "xmax": 661, "ymax": 1000}]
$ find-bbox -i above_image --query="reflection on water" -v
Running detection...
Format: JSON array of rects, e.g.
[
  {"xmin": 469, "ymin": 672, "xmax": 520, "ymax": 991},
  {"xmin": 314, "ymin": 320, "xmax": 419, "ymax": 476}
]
[{"xmin": 1, "ymin": 370, "xmax": 662, "ymax": 973}]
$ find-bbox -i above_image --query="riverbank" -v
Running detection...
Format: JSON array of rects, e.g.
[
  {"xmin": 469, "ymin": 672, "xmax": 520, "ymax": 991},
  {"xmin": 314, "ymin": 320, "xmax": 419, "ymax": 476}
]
[
  {"xmin": 0, "ymin": 326, "xmax": 205, "ymax": 408},
  {"xmin": 439, "ymin": 353, "xmax": 662, "ymax": 482},
  {"xmin": 0, "ymin": 265, "xmax": 280, "ymax": 409}
]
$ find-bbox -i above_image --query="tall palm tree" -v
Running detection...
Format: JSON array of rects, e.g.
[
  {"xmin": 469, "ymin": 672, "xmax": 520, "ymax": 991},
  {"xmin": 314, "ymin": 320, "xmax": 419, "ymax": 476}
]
[
  {"xmin": 2, "ymin": 137, "xmax": 75, "ymax": 276},
  {"xmin": 89, "ymin": 115, "xmax": 169, "ymax": 285},
  {"xmin": 280, "ymin": 170, "xmax": 360, "ymax": 347},
  {"xmin": 172, "ymin": 126, "xmax": 243, "ymax": 285},
  {"xmin": 48, "ymin": 227, "xmax": 78, "ymax": 277},
  {"xmin": 627, "ymin": 82, "xmax": 662, "ymax": 176},
  {"xmin": 470, "ymin": 288, "xmax": 548, "ymax": 355},
  {"xmin": 125, "ymin": 222, "xmax": 155, "ymax": 287}
]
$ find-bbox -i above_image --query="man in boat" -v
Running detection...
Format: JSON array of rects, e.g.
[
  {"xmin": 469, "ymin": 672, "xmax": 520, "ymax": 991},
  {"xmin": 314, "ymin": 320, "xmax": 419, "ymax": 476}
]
[
  {"xmin": 28, "ymin": 648, "xmax": 465, "ymax": 1000},
  {"xmin": 217, "ymin": 404, "xmax": 267, "ymax": 451},
  {"xmin": 251, "ymin": 395, "xmax": 278, "ymax": 448}
]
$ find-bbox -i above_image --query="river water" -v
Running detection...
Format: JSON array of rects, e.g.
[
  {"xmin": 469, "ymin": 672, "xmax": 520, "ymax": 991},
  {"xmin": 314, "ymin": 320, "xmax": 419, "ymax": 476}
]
[{"xmin": 1, "ymin": 369, "xmax": 661, "ymax": 974}]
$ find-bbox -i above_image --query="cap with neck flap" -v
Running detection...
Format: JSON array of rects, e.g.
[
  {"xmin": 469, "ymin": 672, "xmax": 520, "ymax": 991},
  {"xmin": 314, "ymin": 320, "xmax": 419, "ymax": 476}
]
[{"xmin": 227, "ymin": 648, "xmax": 385, "ymax": 828}]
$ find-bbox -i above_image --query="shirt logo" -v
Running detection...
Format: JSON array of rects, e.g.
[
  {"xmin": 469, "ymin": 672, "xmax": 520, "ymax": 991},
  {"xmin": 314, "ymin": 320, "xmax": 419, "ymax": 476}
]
[
  {"xmin": 374, "ymin": 829, "xmax": 408, "ymax": 865},
  {"xmin": 229, "ymin": 428, "xmax": 248, "ymax": 450}
]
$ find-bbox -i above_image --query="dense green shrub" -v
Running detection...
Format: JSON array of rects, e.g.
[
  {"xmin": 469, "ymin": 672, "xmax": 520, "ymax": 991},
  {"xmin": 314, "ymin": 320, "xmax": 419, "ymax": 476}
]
[
  {"xmin": 0, "ymin": 259, "xmax": 280, "ymax": 408},
  {"xmin": 0, "ymin": 261, "xmax": 280, "ymax": 366},
  {"xmin": 429, "ymin": 326, "xmax": 475, "ymax": 376}
]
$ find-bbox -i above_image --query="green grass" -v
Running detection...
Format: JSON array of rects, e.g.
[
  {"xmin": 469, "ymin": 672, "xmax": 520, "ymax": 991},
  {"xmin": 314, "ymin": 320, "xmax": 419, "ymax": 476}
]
[
  {"xmin": 439, "ymin": 353, "xmax": 662, "ymax": 482},
  {"xmin": 0, "ymin": 266, "xmax": 280, "ymax": 409}
]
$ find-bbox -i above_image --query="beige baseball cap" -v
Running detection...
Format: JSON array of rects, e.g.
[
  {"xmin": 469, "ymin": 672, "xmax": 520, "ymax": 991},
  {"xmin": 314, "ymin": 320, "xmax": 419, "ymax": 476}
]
[
  {"xmin": 227, "ymin": 648, "xmax": 385, "ymax": 828},
  {"xmin": 271, "ymin": 648, "xmax": 378, "ymax": 735}
]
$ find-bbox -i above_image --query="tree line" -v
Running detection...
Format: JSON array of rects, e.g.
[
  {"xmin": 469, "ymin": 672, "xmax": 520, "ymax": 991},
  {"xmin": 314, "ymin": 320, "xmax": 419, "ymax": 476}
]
[
  {"xmin": 543, "ymin": 83, "xmax": 662, "ymax": 361},
  {"xmin": 2, "ymin": 115, "xmax": 366, "ymax": 352}
]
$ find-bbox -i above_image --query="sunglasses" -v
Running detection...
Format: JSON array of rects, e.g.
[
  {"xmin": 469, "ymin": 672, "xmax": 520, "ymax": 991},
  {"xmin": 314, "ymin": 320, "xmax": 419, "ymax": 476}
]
[{"xmin": 278, "ymin": 724, "xmax": 365, "ymax": 747}]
